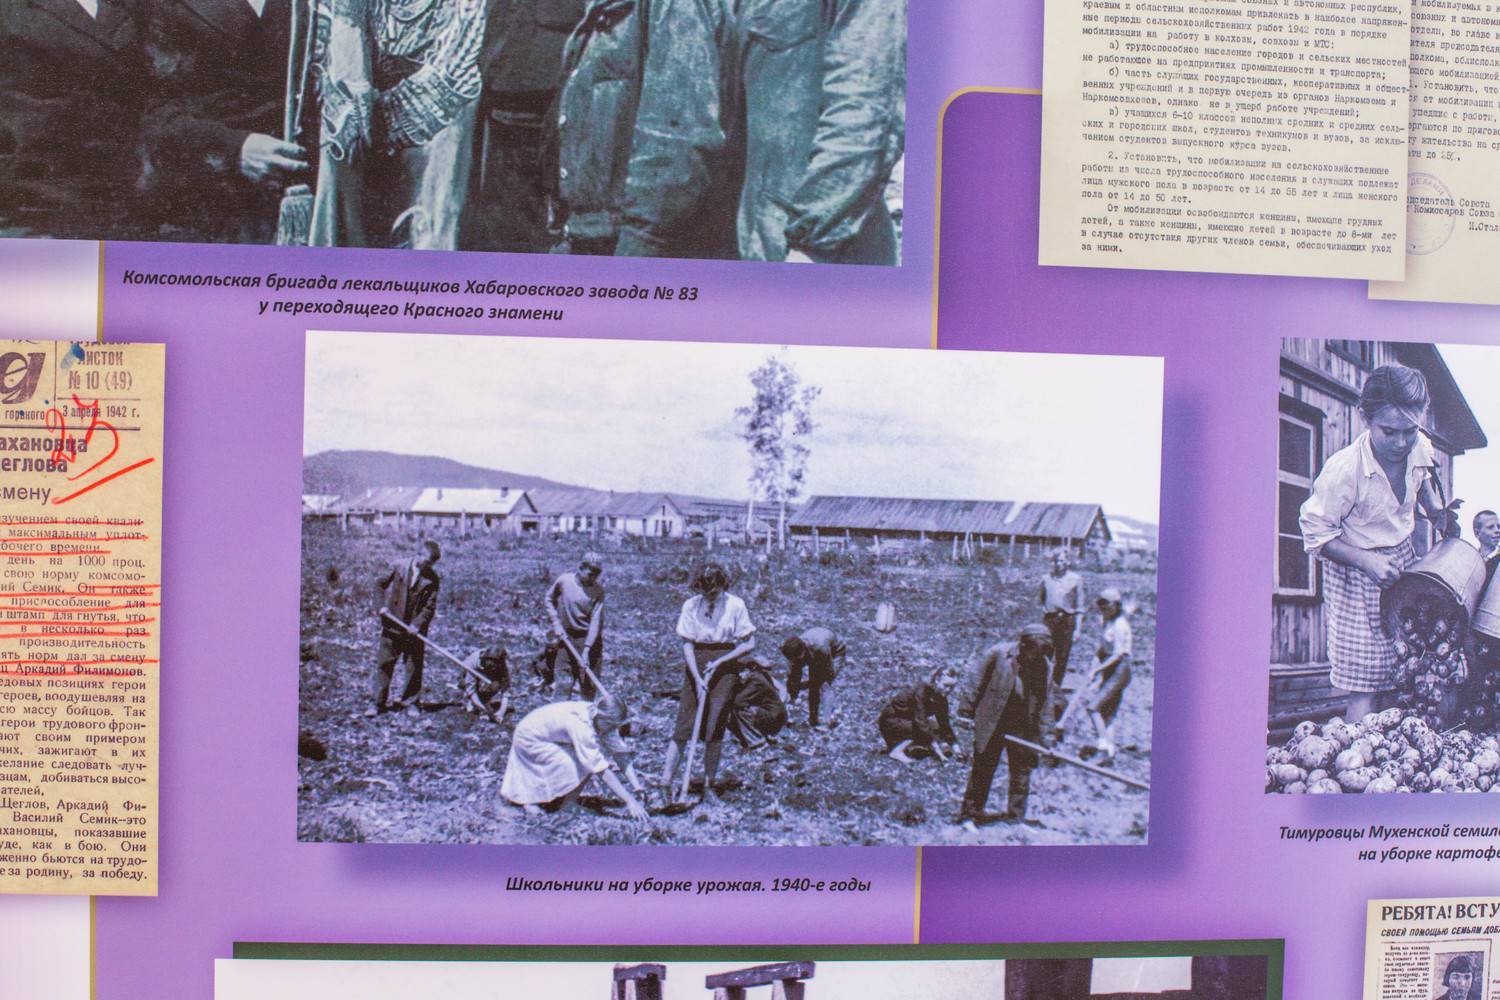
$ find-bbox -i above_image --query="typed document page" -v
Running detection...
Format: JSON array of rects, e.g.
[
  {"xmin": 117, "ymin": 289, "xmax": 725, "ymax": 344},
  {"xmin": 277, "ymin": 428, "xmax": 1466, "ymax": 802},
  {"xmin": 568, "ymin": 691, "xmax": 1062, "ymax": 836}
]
[
  {"xmin": 1370, "ymin": 0, "xmax": 1500, "ymax": 303},
  {"xmin": 1040, "ymin": 0, "xmax": 1413, "ymax": 279}
]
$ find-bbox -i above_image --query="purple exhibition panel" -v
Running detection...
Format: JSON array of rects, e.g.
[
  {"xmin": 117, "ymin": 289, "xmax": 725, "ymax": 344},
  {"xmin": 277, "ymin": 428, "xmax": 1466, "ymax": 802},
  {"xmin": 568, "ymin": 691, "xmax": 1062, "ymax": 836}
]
[
  {"xmin": 15, "ymin": 0, "xmax": 1491, "ymax": 990},
  {"xmin": 926, "ymin": 89, "xmax": 1500, "ymax": 1000},
  {"xmin": 90, "ymin": 243, "xmax": 939, "ymax": 998}
]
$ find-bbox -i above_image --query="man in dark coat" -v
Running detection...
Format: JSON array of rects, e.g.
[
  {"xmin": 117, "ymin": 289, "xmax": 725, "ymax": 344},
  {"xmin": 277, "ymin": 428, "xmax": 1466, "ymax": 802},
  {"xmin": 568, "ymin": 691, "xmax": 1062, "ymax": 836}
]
[
  {"xmin": 369, "ymin": 540, "xmax": 441, "ymax": 718},
  {"xmin": 958, "ymin": 623, "xmax": 1054, "ymax": 827},
  {"xmin": 463, "ymin": 0, "xmax": 584, "ymax": 252},
  {"xmin": 138, "ymin": 0, "xmax": 308, "ymax": 242},
  {"xmin": 614, "ymin": 0, "xmax": 824, "ymax": 260},
  {"xmin": 0, "ymin": 0, "xmax": 149, "ymax": 238}
]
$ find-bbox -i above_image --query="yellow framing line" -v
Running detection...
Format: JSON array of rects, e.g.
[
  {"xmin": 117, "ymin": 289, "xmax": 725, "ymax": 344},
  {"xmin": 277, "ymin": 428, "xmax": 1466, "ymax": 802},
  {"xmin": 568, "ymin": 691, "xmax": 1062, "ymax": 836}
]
[
  {"xmin": 911, "ymin": 846, "xmax": 923, "ymax": 943},
  {"xmin": 929, "ymin": 87, "xmax": 1043, "ymax": 349},
  {"xmin": 95, "ymin": 242, "xmax": 106, "ymax": 344}
]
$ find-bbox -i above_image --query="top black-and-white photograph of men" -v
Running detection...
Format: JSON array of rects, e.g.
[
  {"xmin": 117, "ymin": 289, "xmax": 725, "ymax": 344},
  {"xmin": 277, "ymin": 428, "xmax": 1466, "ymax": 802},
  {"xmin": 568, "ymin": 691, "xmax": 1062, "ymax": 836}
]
[
  {"xmin": 297, "ymin": 332, "xmax": 1162, "ymax": 846},
  {"xmin": 0, "ymin": 0, "xmax": 907, "ymax": 262}
]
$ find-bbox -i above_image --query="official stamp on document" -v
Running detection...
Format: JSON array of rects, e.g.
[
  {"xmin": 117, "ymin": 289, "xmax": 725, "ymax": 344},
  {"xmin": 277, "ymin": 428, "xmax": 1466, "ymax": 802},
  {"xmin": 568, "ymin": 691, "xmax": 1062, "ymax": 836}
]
[{"xmin": 1407, "ymin": 173, "xmax": 1459, "ymax": 256}]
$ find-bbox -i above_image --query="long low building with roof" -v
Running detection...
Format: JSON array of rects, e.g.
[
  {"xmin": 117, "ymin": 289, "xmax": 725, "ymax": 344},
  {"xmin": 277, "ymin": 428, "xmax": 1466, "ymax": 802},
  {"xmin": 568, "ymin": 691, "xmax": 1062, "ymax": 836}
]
[
  {"xmin": 527, "ymin": 487, "xmax": 688, "ymax": 537},
  {"xmin": 787, "ymin": 495, "xmax": 1111, "ymax": 555},
  {"xmin": 311, "ymin": 486, "xmax": 540, "ymax": 533}
]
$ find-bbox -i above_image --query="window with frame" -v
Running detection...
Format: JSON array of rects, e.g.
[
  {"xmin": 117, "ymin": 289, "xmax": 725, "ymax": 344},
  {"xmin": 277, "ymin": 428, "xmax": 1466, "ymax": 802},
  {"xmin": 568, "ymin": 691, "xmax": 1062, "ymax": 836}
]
[
  {"xmin": 1277, "ymin": 407, "xmax": 1320, "ymax": 596},
  {"xmin": 1328, "ymin": 340, "xmax": 1376, "ymax": 371}
]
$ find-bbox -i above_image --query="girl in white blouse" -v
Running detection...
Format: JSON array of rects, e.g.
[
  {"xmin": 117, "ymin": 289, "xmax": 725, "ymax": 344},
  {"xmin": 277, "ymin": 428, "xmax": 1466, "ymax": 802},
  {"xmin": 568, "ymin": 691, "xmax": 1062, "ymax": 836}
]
[
  {"xmin": 1299, "ymin": 364, "xmax": 1456, "ymax": 720},
  {"xmin": 660, "ymin": 563, "xmax": 756, "ymax": 805}
]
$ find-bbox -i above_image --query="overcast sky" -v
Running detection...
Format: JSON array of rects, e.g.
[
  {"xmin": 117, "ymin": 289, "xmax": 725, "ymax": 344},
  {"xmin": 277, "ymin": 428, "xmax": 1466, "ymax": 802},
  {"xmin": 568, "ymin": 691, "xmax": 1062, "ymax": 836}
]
[
  {"xmin": 1440, "ymin": 344, "xmax": 1500, "ymax": 528},
  {"xmin": 304, "ymin": 332, "xmax": 1164, "ymax": 523},
  {"xmin": 217, "ymin": 956, "xmax": 1194, "ymax": 999}
]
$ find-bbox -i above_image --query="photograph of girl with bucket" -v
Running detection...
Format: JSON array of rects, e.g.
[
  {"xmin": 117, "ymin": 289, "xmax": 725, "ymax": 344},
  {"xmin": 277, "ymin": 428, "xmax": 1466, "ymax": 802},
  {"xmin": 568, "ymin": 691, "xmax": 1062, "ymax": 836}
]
[{"xmin": 1267, "ymin": 338, "xmax": 1500, "ymax": 794}]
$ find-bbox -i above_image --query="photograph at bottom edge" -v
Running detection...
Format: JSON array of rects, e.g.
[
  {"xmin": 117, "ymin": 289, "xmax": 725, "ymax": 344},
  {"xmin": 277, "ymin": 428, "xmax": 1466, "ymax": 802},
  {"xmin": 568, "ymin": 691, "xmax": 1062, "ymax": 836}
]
[{"xmin": 216, "ymin": 947, "xmax": 1280, "ymax": 1000}]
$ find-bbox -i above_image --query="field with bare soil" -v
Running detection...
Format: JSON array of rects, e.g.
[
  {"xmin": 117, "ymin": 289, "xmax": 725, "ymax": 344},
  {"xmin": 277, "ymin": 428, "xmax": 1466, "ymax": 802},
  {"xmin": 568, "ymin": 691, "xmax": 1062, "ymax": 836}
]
[{"xmin": 298, "ymin": 521, "xmax": 1155, "ymax": 845}]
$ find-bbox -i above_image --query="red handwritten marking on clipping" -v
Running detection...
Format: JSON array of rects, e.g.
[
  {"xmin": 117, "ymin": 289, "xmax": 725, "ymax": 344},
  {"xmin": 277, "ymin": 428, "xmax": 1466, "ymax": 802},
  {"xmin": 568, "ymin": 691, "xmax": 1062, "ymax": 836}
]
[
  {"xmin": 0, "ymin": 604, "xmax": 161, "ymax": 612},
  {"xmin": 0, "ymin": 536, "xmax": 150, "ymax": 542},
  {"xmin": 0, "ymin": 520, "xmax": 145, "ymax": 526},
  {"xmin": 0, "ymin": 658, "xmax": 159, "ymax": 678},
  {"xmin": 44, "ymin": 395, "xmax": 156, "ymax": 506},
  {"xmin": 0, "ymin": 550, "xmax": 112, "ymax": 557}
]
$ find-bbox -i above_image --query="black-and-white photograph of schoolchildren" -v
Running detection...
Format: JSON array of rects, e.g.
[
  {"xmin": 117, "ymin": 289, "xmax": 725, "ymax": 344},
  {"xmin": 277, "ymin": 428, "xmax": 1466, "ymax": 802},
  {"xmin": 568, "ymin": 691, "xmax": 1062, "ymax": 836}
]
[{"xmin": 297, "ymin": 333, "xmax": 1162, "ymax": 845}]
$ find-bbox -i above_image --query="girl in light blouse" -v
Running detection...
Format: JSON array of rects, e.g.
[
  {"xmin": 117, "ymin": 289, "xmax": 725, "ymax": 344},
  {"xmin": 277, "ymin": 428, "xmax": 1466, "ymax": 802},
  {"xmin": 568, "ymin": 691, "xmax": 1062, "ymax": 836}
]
[
  {"xmin": 1299, "ymin": 364, "xmax": 1457, "ymax": 720},
  {"xmin": 660, "ymin": 563, "xmax": 756, "ymax": 805}
]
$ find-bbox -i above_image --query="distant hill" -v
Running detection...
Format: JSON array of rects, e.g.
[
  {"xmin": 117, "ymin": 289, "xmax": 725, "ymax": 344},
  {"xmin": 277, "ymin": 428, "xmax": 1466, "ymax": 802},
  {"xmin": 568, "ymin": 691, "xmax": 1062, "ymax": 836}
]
[
  {"xmin": 1108, "ymin": 514, "xmax": 1159, "ymax": 545},
  {"xmin": 303, "ymin": 450, "xmax": 574, "ymax": 495}
]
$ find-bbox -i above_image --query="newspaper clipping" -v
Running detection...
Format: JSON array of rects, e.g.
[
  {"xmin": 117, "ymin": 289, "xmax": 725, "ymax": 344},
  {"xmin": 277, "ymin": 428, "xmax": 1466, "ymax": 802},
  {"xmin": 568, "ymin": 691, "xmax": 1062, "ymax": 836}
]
[
  {"xmin": 1366, "ymin": 898, "xmax": 1496, "ymax": 1000},
  {"xmin": 1040, "ymin": 0, "xmax": 1412, "ymax": 279},
  {"xmin": 0, "ymin": 341, "xmax": 164, "ymax": 895}
]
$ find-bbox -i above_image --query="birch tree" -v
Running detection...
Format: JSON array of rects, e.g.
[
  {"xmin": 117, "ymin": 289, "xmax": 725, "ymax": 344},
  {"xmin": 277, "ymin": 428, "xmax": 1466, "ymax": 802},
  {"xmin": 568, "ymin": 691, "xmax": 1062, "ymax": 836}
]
[{"xmin": 736, "ymin": 351, "xmax": 820, "ymax": 548}]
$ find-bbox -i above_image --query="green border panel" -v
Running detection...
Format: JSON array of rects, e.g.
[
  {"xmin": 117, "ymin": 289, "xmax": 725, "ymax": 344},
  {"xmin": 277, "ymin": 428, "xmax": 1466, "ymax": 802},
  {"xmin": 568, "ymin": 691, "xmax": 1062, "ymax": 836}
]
[{"xmin": 231, "ymin": 940, "xmax": 1284, "ymax": 999}]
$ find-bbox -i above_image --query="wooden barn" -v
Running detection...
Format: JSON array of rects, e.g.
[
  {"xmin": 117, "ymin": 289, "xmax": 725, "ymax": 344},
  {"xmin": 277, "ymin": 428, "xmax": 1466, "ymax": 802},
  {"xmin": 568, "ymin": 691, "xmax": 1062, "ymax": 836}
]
[
  {"xmin": 528, "ymin": 488, "xmax": 688, "ymax": 538},
  {"xmin": 1271, "ymin": 339, "xmax": 1487, "ymax": 729},
  {"xmin": 786, "ymin": 495, "xmax": 1111, "ymax": 555}
]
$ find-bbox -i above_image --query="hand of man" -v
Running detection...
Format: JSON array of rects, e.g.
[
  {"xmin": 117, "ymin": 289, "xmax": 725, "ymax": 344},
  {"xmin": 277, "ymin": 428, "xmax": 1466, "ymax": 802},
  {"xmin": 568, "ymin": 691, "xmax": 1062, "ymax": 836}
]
[
  {"xmin": 626, "ymin": 797, "xmax": 650, "ymax": 822},
  {"xmin": 240, "ymin": 133, "xmax": 308, "ymax": 184}
]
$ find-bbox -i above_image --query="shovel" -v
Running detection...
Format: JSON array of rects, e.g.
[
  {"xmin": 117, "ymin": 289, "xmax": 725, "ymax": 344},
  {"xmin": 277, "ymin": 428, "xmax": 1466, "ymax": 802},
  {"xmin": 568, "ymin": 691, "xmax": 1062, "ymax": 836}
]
[
  {"xmin": 1055, "ymin": 671, "xmax": 1102, "ymax": 733},
  {"xmin": 556, "ymin": 632, "xmax": 613, "ymax": 700},
  {"xmin": 663, "ymin": 663, "xmax": 718, "ymax": 812},
  {"xmin": 380, "ymin": 610, "xmax": 497, "ymax": 691},
  {"xmin": 1004, "ymin": 734, "xmax": 1150, "ymax": 792}
]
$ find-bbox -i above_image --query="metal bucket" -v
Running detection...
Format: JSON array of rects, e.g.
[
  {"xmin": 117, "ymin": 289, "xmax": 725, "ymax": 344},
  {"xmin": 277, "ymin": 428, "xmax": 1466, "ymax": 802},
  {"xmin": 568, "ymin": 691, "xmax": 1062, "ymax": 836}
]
[
  {"xmin": 1474, "ymin": 570, "xmax": 1500, "ymax": 640},
  {"xmin": 1411, "ymin": 538, "xmax": 1488, "ymax": 614},
  {"xmin": 1381, "ymin": 538, "xmax": 1487, "ymax": 640}
]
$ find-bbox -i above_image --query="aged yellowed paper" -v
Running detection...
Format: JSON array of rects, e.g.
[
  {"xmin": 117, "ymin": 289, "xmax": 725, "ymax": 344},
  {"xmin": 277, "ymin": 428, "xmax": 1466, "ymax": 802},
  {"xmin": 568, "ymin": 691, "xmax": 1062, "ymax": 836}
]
[
  {"xmin": 0, "ymin": 342, "xmax": 163, "ymax": 895},
  {"xmin": 1041, "ymin": 0, "xmax": 1412, "ymax": 279},
  {"xmin": 1370, "ymin": 1, "xmax": 1500, "ymax": 303},
  {"xmin": 1365, "ymin": 897, "xmax": 1498, "ymax": 999}
]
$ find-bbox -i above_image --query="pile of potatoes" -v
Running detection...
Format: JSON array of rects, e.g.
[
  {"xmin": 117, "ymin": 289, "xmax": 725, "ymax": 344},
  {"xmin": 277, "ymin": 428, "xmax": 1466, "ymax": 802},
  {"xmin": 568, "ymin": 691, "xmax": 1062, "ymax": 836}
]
[
  {"xmin": 1267, "ymin": 709, "xmax": 1500, "ymax": 794},
  {"xmin": 1388, "ymin": 593, "xmax": 1470, "ymax": 729}
]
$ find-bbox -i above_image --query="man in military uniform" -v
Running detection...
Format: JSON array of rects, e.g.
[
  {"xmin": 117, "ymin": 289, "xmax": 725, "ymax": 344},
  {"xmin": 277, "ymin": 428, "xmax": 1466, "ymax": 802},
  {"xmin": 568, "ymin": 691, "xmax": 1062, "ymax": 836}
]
[{"xmin": 958, "ymin": 623, "xmax": 1054, "ymax": 828}]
